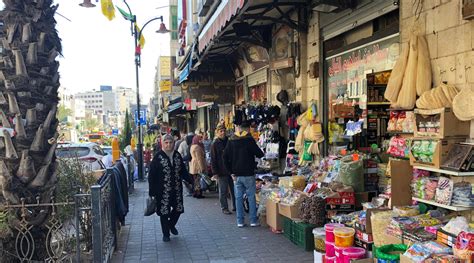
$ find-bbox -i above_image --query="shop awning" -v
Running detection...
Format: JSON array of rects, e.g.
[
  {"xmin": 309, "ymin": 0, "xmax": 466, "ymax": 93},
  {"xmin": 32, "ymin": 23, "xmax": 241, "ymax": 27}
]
[
  {"xmin": 198, "ymin": 0, "xmax": 245, "ymax": 53},
  {"xmin": 167, "ymin": 102, "xmax": 184, "ymax": 113},
  {"xmin": 179, "ymin": 58, "xmax": 192, "ymax": 84},
  {"xmin": 196, "ymin": 102, "xmax": 214, "ymax": 109}
]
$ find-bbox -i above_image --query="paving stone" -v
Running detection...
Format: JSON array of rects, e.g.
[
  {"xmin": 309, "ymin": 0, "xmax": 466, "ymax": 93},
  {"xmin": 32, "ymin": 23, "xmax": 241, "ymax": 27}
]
[{"xmin": 112, "ymin": 182, "xmax": 313, "ymax": 262}]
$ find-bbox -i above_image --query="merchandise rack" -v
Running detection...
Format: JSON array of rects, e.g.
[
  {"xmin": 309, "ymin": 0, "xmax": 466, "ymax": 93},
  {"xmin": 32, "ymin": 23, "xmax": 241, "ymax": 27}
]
[
  {"xmin": 412, "ymin": 197, "xmax": 473, "ymax": 211},
  {"xmin": 412, "ymin": 166, "xmax": 474, "ymax": 213},
  {"xmin": 413, "ymin": 166, "xmax": 474, "ymax": 177}
]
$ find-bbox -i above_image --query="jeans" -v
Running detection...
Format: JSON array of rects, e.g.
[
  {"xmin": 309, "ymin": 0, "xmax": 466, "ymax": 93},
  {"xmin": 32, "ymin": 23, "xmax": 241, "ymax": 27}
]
[
  {"xmin": 218, "ymin": 175, "xmax": 235, "ymax": 211},
  {"xmin": 160, "ymin": 210, "xmax": 180, "ymax": 237},
  {"xmin": 234, "ymin": 176, "xmax": 257, "ymax": 225}
]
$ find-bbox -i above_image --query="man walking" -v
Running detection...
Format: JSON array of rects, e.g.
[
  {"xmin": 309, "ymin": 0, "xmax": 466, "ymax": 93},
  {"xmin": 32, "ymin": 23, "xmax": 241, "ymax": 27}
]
[
  {"xmin": 223, "ymin": 121, "xmax": 264, "ymax": 227},
  {"xmin": 210, "ymin": 124, "xmax": 235, "ymax": 215}
]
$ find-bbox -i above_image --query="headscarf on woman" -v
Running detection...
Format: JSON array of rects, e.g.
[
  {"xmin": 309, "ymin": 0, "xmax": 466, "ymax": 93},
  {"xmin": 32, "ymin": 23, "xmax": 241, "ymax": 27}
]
[
  {"xmin": 192, "ymin": 134, "xmax": 204, "ymax": 149},
  {"xmin": 161, "ymin": 134, "xmax": 175, "ymax": 164}
]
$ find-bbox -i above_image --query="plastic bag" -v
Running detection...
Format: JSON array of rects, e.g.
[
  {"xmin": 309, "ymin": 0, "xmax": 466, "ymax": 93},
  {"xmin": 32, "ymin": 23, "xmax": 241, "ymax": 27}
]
[
  {"xmin": 434, "ymin": 177, "xmax": 453, "ymax": 205},
  {"xmin": 336, "ymin": 155, "xmax": 364, "ymax": 192},
  {"xmin": 375, "ymin": 244, "xmax": 408, "ymax": 261}
]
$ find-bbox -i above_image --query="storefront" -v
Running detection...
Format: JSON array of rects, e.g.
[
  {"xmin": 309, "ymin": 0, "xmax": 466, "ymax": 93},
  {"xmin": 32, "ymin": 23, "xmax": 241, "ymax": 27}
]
[{"xmin": 320, "ymin": 0, "xmax": 400, "ymax": 154}]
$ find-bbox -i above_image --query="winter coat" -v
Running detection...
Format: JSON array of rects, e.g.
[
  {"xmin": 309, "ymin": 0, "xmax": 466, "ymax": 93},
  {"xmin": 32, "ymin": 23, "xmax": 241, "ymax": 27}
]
[
  {"xmin": 189, "ymin": 144, "xmax": 207, "ymax": 175},
  {"xmin": 210, "ymin": 137, "xmax": 230, "ymax": 177},
  {"xmin": 148, "ymin": 151, "xmax": 189, "ymax": 216},
  {"xmin": 223, "ymin": 131, "xmax": 264, "ymax": 177}
]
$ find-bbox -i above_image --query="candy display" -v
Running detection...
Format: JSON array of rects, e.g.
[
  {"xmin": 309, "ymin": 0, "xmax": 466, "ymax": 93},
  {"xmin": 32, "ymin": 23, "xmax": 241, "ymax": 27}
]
[
  {"xmin": 299, "ymin": 195, "xmax": 326, "ymax": 226},
  {"xmin": 334, "ymin": 227, "xmax": 355, "ymax": 247},
  {"xmin": 451, "ymin": 182, "xmax": 474, "ymax": 207},
  {"xmin": 411, "ymin": 140, "xmax": 437, "ymax": 163},
  {"xmin": 387, "ymin": 111, "xmax": 415, "ymax": 133},
  {"xmin": 434, "ymin": 177, "xmax": 453, "ymax": 205},
  {"xmin": 387, "ymin": 136, "xmax": 410, "ymax": 158}
]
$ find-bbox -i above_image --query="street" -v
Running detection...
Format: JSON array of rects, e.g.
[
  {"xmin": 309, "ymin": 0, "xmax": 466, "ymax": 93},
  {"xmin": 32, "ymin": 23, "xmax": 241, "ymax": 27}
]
[{"xmin": 112, "ymin": 182, "xmax": 313, "ymax": 263}]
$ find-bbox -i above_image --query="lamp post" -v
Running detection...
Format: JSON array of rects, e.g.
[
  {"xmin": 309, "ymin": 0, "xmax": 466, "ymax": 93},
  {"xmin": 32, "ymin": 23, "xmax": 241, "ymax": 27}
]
[{"xmin": 120, "ymin": 1, "xmax": 170, "ymax": 181}]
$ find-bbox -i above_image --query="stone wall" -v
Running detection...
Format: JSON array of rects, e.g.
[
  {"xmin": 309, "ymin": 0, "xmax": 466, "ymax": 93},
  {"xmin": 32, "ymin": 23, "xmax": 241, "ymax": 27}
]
[
  {"xmin": 269, "ymin": 11, "xmax": 320, "ymax": 110},
  {"xmin": 400, "ymin": 0, "xmax": 474, "ymax": 137}
]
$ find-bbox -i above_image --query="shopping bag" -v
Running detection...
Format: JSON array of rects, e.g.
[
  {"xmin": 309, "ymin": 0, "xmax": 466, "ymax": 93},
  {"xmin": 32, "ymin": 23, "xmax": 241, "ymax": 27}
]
[{"xmin": 144, "ymin": 196, "xmax": 156, "ymax": 216}]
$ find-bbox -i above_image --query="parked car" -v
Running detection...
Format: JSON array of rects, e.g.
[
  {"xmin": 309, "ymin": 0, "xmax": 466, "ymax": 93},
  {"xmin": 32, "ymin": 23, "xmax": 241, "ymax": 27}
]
[
  {"xmin": 101, "ymin": 146, "xmax": 112, "ymax": 156},
  {"xmin": 56, "ymin": 142, "xmax": 106, "ymax": 172}
]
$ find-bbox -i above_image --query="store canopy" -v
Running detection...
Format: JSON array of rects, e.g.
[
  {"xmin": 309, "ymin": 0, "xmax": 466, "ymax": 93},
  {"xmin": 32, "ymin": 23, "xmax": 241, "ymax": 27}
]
[
  {"xmin": 167, "ymin": 102, "xmax": 184, "ymax": 113},
  {"xmin": 198, "ymin": 0, "xmax": 246, "ymax": 53},
  {"xmin": 197, "ymin": 0, "xmax": 308, "ymax": 61},
  {"xmin": 179, "ymin": 54, "xmax": 193, "ymax": 84}
]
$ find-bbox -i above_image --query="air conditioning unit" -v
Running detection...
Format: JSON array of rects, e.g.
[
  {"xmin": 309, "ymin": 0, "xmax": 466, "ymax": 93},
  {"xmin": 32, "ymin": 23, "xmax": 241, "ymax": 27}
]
[{"xmin": 198, "ymin": 0, "xmax": 215, "ymax": 17}]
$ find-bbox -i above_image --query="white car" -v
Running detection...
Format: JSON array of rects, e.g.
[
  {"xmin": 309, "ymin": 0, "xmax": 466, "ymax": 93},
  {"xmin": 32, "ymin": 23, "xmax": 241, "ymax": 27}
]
[{"xmin": 56, "ymin": 142, "xmax": 106, "ymax": 172}]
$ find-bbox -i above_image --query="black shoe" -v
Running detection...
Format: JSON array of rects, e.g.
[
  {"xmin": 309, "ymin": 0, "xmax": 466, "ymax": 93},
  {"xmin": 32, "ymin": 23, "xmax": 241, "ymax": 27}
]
[
  {"xmin": 196, "ymin": 195, "xmax": 205, "ymax": 199},
  {"xmin": 222, "ymin": 209, "xmax": 232, "ymax": 215},
  {"xmin": 232, "ymin": 208, "xmax": 236, "ymax": 212},
  {"xmin": 163, "ymin": 236, "xmax": 170, "ymax": 242},
  {"xmin": 170, "ymin": 226, "xmax": 179, "ymax": 235}
]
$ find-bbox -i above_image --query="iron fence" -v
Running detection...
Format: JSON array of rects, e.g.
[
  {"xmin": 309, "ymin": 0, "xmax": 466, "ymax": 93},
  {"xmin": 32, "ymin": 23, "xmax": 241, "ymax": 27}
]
[
  {"xmin": 0, "ymin": 165, "xmax": 128, "ymax": 263},
  {"xmin": 0, "ymin": 195, "xmax": 91, "ymax": 263},
  {"xmin": 91, "ymin": 168, "xmax": 117, "ymax": 263}
]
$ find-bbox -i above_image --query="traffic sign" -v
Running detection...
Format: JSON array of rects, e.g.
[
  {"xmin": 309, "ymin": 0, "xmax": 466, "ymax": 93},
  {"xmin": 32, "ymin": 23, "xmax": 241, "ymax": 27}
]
[{"xmin": 134, "ymin": 110, "xmax": 146, "ymax": 125}]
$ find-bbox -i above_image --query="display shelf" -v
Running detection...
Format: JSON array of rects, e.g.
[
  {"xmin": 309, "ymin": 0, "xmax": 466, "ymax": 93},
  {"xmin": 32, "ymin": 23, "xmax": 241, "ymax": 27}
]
[
  {"xmin": 367, "ymin": 102, "xmax": 391, "ymax": 106},
  {"xmin": 387, "ymin": 131, "xmax": 414, "ymax": 134},
  {"xmin": 412, "ymin": 197, "xmax": 473, "ymax": 211},
  {"xmin": 413, "ymin": 166, "xmax": 474, "ymax": 177}
]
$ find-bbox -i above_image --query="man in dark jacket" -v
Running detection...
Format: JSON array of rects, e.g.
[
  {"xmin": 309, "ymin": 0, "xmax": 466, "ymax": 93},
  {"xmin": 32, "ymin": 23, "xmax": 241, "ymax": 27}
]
[
  {"xmin": 211, "ymin": 124, "xmax": 235, "ymax": 215},
  {"xmin": 223, "ymin": 120, "xmax": 264, "ymax": 227}
]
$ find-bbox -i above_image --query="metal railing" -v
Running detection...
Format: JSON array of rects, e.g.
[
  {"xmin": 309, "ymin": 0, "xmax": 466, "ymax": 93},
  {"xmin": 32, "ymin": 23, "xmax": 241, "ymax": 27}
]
[
  {"xmin": 0, "ymin": 164, "xmax": 130, "ymax": 263},
  {"xmin": 91, "ymin": 168, "xmax": 117, "ymax": 263}
]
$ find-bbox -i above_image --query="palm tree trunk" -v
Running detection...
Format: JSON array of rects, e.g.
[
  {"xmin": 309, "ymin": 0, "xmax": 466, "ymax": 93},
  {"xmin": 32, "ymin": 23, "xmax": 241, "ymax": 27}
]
[{"xmin": 0, "ymin": 0, "xmax": 61, "ymax": 261}]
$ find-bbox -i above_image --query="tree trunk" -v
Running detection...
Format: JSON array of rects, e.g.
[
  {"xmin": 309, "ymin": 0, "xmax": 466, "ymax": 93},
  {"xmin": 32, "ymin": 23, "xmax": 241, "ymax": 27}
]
[{"xmin": 0, "ymin": 0, "xmax": 61, "ymax": 261}]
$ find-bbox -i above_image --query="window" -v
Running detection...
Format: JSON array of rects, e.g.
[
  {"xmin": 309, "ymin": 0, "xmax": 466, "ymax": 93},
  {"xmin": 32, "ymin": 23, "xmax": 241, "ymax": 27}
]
[
  {"xmin": 56, "ymin": 147, "xmax": 90, "ymax": 158},
  {"xmin": 93, "ymin": 146, "xmax": 105, "ymax": 155}
]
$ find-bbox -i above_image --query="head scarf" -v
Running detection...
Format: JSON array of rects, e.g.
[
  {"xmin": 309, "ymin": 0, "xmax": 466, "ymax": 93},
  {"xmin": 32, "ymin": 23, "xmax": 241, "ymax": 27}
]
[
  {"xmin": 162, "ymin": 134, "xmax": 174, "ymax": 143},
  {"xmin": 192, "ymin": 134, "xmax": 204, "ymax": 149},
  {"xmin": 161, "ymin": 134, "xmax": 175, "ymax": 160}
]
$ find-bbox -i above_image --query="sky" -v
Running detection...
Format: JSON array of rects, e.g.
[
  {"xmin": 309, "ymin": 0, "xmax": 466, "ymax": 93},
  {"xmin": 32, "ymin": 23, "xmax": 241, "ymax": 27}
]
[{"xmin": 52, "ymin": 0, "xmax": 171, "ymax": 102}]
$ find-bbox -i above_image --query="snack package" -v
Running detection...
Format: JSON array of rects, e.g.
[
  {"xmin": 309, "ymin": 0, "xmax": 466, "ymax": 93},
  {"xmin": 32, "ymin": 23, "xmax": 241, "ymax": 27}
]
[
  {"xmin": 403, "ymin": 244, "xmax": 432, "ymax": 262},
  {"xmin": 455, "ymin": 231, "xmax": 474, "ymax": 251},
  {"xmin": 435, "ymin": 177, "xmax": 453, "ymax": 205},
  {"xmin": 388, "ymin": 111, "xmax": 399, "ymax": 131},
  {"xmin": 394, "ymin": 206, "xmax": 420, "ymax": 217}
]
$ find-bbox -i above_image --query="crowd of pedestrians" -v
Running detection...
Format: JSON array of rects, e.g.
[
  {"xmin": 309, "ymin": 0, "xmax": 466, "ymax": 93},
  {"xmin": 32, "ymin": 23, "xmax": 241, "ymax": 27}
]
[{"xmin": 147, "ymin": 120, "xmax": 263, "ymax": 242}]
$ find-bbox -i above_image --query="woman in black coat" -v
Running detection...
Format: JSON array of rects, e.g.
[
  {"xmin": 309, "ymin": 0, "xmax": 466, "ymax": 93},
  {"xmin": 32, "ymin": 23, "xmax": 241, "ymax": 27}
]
[{"xmin": 148, "ymin": 134, "xmax": 190, "ymax": 242}]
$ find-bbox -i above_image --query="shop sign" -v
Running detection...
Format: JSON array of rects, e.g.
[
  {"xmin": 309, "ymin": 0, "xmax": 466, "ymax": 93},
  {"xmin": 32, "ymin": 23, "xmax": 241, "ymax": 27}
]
[
  {"xmin": 159, "ymin": 80, "xmax": 172, "ymax": 92},
  {"xmin": 184, "ymin": 98, "xmax": 197, "ymax": 110},
  {"xmin": 270, "ymin": 58, "xmax": 294, "ymax": 70},
  {"xmin": 159, "ymin": 56, "xmax": 171, "ymax": 77}
]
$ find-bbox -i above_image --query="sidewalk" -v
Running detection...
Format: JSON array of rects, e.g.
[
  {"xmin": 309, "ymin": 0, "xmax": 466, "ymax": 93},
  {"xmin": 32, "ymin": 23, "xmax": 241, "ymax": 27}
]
[{"xmin": 112, "ymin": 182, "xmax": 313, "ymax": 263}]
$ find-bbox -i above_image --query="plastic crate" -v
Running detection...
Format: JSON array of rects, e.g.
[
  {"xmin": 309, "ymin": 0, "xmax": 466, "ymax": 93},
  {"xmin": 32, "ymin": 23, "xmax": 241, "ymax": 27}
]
[{"xmin": 282, "ymin": 217, "xmax": 315, "ymax": 251}]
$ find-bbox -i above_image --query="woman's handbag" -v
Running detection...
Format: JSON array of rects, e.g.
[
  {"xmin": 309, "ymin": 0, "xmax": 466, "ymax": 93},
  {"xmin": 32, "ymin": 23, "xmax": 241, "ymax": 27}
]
[{"xmin": 144, "ymin": 196, "xmax": 156, "ymax": 216}]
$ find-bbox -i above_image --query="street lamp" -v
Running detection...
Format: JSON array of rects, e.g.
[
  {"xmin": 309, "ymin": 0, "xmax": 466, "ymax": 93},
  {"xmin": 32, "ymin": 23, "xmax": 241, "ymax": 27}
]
[
  {"xmin": 80, "ymin": 1, "xmax": 169, "ymax": 181},
  {"xmin": 120, "ymin": 1, "xmax": 170, "ymax": 181}
]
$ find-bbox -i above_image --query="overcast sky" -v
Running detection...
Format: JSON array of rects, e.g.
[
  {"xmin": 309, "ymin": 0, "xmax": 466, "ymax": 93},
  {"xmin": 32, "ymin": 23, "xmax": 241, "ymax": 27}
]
[{"xmin": 52, "ymin": 0, "xmax": 171, "ymax": 102}]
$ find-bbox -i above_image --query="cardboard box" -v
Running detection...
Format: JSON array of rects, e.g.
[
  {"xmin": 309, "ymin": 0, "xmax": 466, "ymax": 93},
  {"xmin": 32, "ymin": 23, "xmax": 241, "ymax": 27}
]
[
  {"xmin": 409, "ymin": 138, "xmax": 466, "ymax": 169},
  {"xmin": 266, "ymin": 199, "xmax": 283, "ymax": 231},
  {"xmin": 351, "ymin": 259, "xmax": 374, "ymax": 263},
  {"xmin": 365, "ymin": 208, "xmax": 390, "ymax": 234},
  {"xmin": 414, "ymin": 108, "xmax": 470, "ymax": 138},
  {"xmin": 278, "ymin": 203, "xmax": 300, "ymax": 220},
  {"xmin": 389, "ymin": 159, "xmax": 413, "ymax": 207},
  {"xmin": 326, "ymin": 191, "xmax": 356, "ymax": 205}
]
